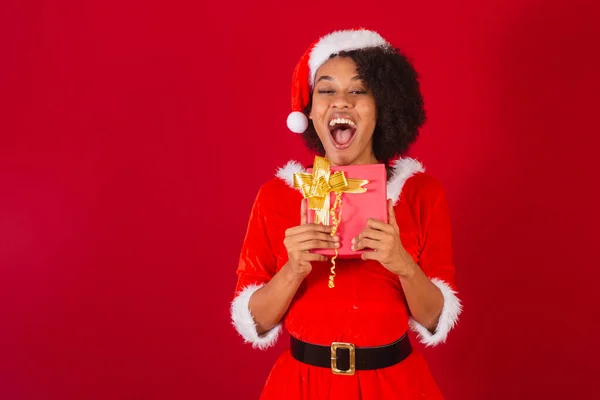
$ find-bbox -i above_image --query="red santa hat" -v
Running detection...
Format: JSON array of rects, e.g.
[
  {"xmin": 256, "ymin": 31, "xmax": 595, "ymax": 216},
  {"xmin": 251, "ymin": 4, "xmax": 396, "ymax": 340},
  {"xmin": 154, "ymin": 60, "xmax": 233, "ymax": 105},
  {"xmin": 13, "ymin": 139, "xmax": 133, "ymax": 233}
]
[{"xmin": 286, "ymin": 28, "xmax": 391, "ymax": 134}]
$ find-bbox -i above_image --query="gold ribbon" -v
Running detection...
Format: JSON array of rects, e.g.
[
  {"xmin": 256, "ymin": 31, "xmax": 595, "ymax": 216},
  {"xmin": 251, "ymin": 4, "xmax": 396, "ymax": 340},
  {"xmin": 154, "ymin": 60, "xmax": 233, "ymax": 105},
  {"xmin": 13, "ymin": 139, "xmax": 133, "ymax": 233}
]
[
  {"xmin": 293, "ymin": 156, "xmax": 369, "ymax": 289},
  {"xmin": 293, "ymin": 156, "xmax": 369, "ymax": 225}
]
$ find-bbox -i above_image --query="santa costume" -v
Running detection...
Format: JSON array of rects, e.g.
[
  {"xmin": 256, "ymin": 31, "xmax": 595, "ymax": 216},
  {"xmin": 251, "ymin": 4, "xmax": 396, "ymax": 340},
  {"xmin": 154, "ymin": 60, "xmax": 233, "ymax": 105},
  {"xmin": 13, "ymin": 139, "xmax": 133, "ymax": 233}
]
[{"xmin": 230, "ymin": 29, "xmax": 463, "ymax": 399}]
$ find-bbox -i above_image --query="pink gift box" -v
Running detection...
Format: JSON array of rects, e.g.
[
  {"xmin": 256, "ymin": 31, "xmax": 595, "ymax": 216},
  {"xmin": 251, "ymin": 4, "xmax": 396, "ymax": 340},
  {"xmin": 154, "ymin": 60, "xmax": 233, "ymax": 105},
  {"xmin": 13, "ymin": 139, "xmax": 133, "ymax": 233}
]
[{"xmin": 306, "ymin": 163, "xmax": 388, "ymax": 258}]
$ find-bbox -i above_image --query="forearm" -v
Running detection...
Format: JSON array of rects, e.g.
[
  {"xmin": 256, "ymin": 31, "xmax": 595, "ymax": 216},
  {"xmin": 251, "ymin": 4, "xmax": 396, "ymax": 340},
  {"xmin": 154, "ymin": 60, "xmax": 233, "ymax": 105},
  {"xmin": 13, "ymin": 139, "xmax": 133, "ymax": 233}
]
[
  {"xmin": 248, "ymin": 263, "xmax": 305, "ymax": 335},
  {"xmin": 400, "ymin": 262, "xmax": 444, "ymax": 332}
]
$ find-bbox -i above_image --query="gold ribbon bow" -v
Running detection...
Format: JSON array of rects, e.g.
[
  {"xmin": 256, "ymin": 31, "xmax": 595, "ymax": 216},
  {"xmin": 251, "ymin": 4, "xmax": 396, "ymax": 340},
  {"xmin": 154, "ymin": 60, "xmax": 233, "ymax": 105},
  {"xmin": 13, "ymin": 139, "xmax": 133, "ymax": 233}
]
[
  {"xmin": 293, "ymin": 156, "xmax": 369, "ymax": 288},
  {"xmin": 293, "ymin": 156, "xmax": 369, "ymax": 225}
]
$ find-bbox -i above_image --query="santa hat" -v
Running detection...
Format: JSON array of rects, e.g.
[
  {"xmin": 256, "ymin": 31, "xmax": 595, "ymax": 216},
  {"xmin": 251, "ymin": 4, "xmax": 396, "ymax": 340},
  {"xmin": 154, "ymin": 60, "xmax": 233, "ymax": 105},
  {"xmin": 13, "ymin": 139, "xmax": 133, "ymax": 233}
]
[{"xmin": 286, "ymin": 28, "xmax": 391, "ymax": 134}]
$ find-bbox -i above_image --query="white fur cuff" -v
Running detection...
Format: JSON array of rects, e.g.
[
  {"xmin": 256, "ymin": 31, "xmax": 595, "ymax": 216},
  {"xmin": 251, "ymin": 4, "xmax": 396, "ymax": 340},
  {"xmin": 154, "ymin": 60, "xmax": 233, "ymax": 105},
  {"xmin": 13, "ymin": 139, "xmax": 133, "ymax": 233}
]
[
  {"xmin": 230, "ymin": 284, "xmax": 282, "ymax": 350},
  {"xmin": 408, "ymin": 278, "xmax": 463, "ymax": 347}
]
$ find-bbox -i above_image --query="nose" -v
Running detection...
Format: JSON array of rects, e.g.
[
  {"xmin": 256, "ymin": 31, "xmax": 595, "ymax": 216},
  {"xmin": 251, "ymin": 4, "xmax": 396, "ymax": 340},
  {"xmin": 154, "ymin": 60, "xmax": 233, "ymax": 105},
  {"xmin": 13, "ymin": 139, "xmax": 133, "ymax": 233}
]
[{"xmin": 331, "ymin": 91, "xmax": 353, "ymax": 109}]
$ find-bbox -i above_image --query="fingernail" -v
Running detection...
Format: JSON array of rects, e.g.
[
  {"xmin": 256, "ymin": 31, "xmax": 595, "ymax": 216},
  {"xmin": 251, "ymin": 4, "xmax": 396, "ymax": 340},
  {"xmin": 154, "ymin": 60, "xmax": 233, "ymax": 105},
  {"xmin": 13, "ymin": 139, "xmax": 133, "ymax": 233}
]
[
  {"xmin": 351, "ymin": 245, "xmax": 355, "ymax": 251},
  {"xmin": 334, "ymin": 236, "xmax": 340, "ymax": 241},
  {"xmin": 351, "ymin": 238, "xmax": 355, "ymax": 244},
  {"xmin": 334, "ymin": 242, "xmax": 340, "ymax": 247}
]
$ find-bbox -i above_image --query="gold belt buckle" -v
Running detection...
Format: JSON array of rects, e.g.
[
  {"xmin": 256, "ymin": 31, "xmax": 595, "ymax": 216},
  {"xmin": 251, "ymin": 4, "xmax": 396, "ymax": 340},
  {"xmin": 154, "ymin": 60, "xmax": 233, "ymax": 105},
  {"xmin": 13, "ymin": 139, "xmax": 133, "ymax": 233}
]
[{"xmin": 331, "ymin": 342, "xmax": 356, "ymax": 375}]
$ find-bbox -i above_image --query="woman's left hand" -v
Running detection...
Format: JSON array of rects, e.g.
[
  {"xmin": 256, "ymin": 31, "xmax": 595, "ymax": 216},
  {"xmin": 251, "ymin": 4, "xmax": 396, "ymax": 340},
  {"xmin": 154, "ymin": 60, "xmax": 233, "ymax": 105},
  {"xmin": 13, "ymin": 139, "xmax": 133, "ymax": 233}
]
[{"xmin": 351, "ymin": 199, "xmax": 417, "ymax": 278}]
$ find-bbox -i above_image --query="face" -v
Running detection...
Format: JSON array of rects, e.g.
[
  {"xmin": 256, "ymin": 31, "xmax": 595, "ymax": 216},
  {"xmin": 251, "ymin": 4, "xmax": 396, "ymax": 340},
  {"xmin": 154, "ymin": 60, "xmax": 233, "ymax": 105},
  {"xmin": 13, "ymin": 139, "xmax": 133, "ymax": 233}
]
[{"xmin": 310, "ymin": 56, "xmax": 377, "ymax": 166}]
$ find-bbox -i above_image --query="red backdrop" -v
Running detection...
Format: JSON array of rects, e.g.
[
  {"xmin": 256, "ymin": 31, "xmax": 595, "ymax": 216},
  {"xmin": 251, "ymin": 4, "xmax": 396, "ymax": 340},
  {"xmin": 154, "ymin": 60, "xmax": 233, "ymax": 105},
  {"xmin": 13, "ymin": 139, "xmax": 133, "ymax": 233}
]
[{"xmin": 1, "ymin": 0, "xmax": 599, "ymax": 399}]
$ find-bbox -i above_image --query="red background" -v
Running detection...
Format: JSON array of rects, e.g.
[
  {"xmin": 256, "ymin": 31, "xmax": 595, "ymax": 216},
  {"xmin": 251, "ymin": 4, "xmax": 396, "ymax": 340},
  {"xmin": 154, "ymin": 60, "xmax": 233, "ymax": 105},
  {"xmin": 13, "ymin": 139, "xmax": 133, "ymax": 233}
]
[{"xmin": 1, "ymin": 0, "xmax": 599, "ymax": 399}]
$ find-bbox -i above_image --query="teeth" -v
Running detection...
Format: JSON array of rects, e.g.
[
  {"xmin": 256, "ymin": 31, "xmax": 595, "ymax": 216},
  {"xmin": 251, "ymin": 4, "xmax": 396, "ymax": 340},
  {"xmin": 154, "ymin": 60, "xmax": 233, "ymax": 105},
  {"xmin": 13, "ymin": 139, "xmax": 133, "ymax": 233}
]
[{"xmin": 328, "ymin": 118, "xmax": 356, "ymax": 127}]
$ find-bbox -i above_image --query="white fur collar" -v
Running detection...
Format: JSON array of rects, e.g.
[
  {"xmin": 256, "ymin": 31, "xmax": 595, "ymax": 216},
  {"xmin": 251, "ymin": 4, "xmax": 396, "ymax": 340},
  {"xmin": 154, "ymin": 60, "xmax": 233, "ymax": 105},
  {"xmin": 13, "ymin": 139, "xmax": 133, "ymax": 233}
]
[{"xmin": 275, "ymin": 157, "xmax": 425, "ymax": 205}]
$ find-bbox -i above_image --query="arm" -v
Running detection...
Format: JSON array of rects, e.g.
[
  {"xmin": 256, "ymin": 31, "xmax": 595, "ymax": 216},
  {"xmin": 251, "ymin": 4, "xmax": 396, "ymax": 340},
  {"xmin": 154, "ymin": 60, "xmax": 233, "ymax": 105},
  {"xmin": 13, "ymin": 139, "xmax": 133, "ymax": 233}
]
[
  {"xmin": 398, "ymin": 262, "xmax": 444, "ymax": 332},
  {"xmin": 232, "ymin": 193, "xmax": 337, "ymax": 348},
  {"xmin": 250, "ymin": 198, "xmax": 338, "ymax": 334},
  {"xmin": 404, "ymin": 189, "xmax": 462, "ymax": 346},
  {"xmin": 248, "ymin": 264, "xmax": 305, "ymax": 335},
  {"xmin": 353, "ymin": 194, "xmax": 462, "ymax": 347}
]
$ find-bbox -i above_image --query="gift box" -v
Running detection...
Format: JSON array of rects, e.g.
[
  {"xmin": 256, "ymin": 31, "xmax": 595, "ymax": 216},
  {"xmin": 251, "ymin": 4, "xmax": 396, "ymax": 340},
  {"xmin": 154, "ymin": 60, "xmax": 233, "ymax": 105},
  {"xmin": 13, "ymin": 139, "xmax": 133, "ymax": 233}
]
[{"xmin": 294, "ymin": 156, "xmax": 388, "ymax": 259}]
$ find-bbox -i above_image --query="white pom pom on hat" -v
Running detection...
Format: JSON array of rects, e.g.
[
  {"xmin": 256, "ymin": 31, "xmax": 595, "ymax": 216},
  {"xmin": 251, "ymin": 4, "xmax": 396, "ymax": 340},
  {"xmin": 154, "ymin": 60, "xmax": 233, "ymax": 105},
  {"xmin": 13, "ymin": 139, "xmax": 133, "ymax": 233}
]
[
  {"xmin": 286, "ymin": 28, "xmax": 390, "ymax": 134},
  {"xmin": 287, "ymin": 111, "xmax": 308, "ymax": 134}
]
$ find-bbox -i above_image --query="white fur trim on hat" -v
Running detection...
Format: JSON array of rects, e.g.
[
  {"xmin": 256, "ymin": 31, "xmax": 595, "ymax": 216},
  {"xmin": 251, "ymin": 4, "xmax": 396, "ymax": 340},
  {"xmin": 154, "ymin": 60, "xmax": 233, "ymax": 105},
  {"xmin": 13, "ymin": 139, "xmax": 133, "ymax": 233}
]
[
  {"xmin": 309, "ymin": 29, "xmax": 389, "ymax": 87},
  {"xmin": 230, "ymin": 284, "xmax": 282, "ymax": 350},
  {"xmin": 408, "ymin": 278, "xmax": 463, "ymax": 347}
]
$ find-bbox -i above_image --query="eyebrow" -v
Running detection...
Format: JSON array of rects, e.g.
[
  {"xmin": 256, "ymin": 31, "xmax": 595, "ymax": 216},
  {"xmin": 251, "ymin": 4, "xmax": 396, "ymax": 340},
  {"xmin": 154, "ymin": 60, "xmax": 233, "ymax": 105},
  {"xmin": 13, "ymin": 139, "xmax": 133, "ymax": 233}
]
[
  {"xmin": 316, "ymin": 76, "xmax": 333, "ymax": 83},
  {"xmin": 316, "ymin": 75, "xmax": 362, "ymax": 83}
]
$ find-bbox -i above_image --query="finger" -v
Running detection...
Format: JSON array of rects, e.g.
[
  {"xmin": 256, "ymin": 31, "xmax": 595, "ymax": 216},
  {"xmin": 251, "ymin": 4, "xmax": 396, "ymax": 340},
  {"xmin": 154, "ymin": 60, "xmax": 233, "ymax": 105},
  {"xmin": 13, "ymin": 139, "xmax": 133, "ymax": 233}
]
[
  {"xmin": 285, "ymin": 231, "xmax": 338, "ymax": 250},
  {"xmin": 366, "ymin": 218, "xmax": 395, "ymax": 234},
  {"xmin": 286, "ymin": 223, "xmax": 333, "ymax": 237},
  {"xmin": 361, "ymin": 250, "xmax": 381, "ymax": 262},
  {"xmin": 353, "ymin": 237, "xmax": 384, "ymax": 251},
  {"xmin": 387, "ymin": 199, "xmax": 399, "ymax": 233},
  {"xmin": 292, "ymin": 230, "xmax": 339, "ymax": 243},
  {"xmin": 295, "ymin": 240, "xmax": 340, "ymax": 251},
  {"xmin": 353, "ymin": 228, "xmax": 387, "ymax": 243},
  {"xmin": 302, "ymin": 252, "xmax": 328, "ymax": 262},
  {"xmin": 300, "ymin": 198, "xmax": 307, "ymax": 225}
]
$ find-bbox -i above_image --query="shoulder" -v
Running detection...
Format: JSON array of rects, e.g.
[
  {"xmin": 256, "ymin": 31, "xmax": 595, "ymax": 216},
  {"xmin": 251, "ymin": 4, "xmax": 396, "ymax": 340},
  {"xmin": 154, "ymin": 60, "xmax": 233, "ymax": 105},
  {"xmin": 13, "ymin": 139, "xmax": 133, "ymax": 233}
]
[
  {"xmin": 403, "ymin": 171, "xmax": 446, "ymax": 201},
  {"xmin": 274, "ymin": 159, "xmax": 305, "ymax": 189},
  {"xmin": 388, "ymin": 157, "xmax": 446, "ymax": 206},
  {"xmin": 401, "ymin": 172, "xmax": 449, "ymax": 223}
]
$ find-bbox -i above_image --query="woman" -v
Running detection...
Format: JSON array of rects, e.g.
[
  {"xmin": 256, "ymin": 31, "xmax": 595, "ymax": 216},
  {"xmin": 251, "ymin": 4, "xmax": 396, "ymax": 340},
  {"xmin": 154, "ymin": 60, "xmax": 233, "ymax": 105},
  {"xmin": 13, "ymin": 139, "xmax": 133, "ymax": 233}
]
[{"xmin": 230, "ymin": 28, "xmax": 463, "ymax": 399}]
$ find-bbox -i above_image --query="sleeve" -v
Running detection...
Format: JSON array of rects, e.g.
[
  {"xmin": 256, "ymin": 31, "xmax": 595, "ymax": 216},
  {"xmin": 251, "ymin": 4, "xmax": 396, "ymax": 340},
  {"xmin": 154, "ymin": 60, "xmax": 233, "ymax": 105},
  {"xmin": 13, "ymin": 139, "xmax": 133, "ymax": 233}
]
[
  {"xmin": 408, "ymin": 186, "xmax": 463, "ymax": 347},
  {"xmin": 229, "ymin": 185, "xmax": 283, "ymax": 350}
]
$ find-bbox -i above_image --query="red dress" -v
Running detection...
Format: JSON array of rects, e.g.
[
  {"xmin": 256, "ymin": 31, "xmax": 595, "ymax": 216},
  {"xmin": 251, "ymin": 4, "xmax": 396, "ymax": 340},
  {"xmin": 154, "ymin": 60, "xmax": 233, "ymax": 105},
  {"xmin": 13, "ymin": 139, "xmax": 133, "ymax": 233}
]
[{"xmin": 230, "ymin": 158, "xmax": 462, "ymax": 400}]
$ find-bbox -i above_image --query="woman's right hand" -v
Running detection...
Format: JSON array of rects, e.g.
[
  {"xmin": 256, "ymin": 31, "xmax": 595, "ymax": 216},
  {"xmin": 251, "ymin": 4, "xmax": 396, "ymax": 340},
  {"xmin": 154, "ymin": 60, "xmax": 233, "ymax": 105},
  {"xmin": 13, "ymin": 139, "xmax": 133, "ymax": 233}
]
[{"xmin": 283, "ymin": 199, "xmax": 339, "ymax": 279}]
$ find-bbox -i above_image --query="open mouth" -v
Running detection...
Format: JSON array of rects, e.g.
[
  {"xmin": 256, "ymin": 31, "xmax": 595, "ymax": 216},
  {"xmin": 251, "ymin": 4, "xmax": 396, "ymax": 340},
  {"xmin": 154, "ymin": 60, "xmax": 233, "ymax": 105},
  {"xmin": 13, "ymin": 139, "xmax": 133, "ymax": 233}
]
[{"xmin": 328, "ymin": 117, "xmax": 357, "ymax": 150}]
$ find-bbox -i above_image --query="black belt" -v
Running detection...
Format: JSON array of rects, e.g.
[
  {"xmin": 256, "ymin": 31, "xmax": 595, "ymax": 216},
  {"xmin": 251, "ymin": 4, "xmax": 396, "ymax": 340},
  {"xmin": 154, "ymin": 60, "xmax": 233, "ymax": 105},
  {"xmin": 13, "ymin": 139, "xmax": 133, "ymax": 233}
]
[{"xmin": 290, "ymin": 332, "xmax": 412, "ymax": 375}]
